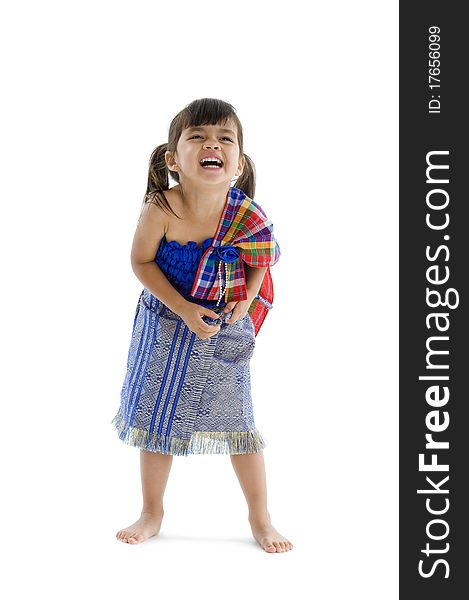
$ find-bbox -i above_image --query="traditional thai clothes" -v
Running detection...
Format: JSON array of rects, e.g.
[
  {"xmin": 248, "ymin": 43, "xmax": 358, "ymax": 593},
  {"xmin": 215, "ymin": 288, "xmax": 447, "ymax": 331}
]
[{"xmin": 110, "ymin": 186, "xmax": 280, "ymax": 455}]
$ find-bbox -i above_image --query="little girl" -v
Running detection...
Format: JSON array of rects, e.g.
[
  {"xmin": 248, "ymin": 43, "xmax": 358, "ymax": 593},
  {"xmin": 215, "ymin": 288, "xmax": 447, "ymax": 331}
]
[{"xmin": 111, "ymin": 98, "xmax": 293, "ymax": 553}]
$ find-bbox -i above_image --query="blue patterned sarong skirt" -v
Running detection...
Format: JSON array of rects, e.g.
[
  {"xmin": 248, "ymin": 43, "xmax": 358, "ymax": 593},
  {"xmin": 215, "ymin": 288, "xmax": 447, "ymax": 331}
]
[{"xmin": 111, "ymin": 288, "xmax": 266, "ymax": 456}]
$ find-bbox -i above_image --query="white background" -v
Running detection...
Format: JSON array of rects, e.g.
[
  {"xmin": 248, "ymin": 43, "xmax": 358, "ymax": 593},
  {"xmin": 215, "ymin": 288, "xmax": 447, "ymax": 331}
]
[{"xmin": 1, "ymin": 1, "xmax": 398, "ymax": 598}]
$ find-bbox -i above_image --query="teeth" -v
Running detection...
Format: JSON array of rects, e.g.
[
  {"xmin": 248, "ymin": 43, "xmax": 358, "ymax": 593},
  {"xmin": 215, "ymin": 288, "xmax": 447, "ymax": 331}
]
[{"xmin": 200, "ymin": 157, "xmax": 223, "ymax": 166}]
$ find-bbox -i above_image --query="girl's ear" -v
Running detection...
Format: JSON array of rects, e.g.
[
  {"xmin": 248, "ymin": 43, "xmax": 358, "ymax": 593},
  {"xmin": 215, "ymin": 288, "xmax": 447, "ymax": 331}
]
[
  {"xmin": 165, "ymin": 151, "xmax": 178, "ymax": 171},
  {"xmin": 236, "ymin": 154, "xmax": 246, "ymax": 176}
]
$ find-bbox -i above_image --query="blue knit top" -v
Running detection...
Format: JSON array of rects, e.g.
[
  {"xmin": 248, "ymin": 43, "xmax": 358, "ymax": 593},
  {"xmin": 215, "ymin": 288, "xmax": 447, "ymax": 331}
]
[{"xmin": 154, "ymin": 234, "xmax": 227, "ymax": 308}]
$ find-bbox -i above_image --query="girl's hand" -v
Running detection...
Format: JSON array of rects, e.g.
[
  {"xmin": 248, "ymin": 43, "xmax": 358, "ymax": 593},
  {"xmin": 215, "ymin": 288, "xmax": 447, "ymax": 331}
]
[
  {"xmin": 178, "ymin": 301, "xmax": 221, "ymax": 340},
  {"xmin": 222, "ymin": 299, "xmax": 251, "ymax": 324}
]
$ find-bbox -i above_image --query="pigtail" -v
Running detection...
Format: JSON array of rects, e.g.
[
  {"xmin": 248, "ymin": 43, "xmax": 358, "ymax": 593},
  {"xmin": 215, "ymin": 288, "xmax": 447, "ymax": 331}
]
[
  {"xmin": 234, "ymin": 152, "xmax": 256, "ymax": 200},
  {"xmin": 139, "ymin": 143, "xmax": 182, "ymax": 220}
]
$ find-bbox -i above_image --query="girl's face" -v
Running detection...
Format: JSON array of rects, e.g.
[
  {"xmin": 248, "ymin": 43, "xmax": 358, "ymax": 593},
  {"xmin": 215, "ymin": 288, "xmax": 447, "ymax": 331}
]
[{"xmin": 166, "ymin": 120, "xmax": 245, "ymax": 187}]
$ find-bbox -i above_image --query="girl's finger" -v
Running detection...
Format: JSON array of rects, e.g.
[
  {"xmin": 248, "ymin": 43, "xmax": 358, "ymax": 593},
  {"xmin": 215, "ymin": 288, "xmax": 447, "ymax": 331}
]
[{"xmin": 223, "ymin": 301, "xmax": 237, "ymax": 313}]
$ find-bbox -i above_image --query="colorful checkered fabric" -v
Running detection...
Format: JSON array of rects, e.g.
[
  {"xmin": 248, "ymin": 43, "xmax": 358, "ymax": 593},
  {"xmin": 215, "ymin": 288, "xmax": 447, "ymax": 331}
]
[{"xmin": 190, "ymin": 187, "xmax": 280, "ymax": 334}]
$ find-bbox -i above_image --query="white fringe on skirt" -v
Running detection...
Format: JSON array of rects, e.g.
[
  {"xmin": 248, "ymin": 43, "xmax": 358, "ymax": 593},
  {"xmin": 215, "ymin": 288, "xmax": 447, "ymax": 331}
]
[{"xmin": 111, "ymin": 409, "xmax": 267, "ymax": 456}]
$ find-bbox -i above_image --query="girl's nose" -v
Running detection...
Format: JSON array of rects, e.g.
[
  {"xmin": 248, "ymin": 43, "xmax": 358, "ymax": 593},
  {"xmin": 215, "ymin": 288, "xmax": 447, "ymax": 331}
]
[{"xmin": 203, "ymin": 142, "xmax": 220, "ymax": 149}]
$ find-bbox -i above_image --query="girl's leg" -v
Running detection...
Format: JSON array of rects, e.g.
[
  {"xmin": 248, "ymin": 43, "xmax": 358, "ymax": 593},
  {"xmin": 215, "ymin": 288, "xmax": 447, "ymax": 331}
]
[
  {"xmin": 230, "ymin": 450, "xmax": 293, "ymax": 553},
  {"xmin": 230, "ymin": 450, "xmax": 269, "ymax": 523},
  {"xmin": 140, "ymin": 449, "xmax": 173, "ymax": 514},
  {"xmin": 116, "ymin": 450, "xmax": 173, "ymax": 544}
]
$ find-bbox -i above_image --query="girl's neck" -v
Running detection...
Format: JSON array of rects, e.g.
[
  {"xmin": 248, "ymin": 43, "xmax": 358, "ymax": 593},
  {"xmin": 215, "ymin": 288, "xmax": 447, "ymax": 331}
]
[{"xmin": 177, "ymin": 183, "xmax": 230, "ymax": 220}]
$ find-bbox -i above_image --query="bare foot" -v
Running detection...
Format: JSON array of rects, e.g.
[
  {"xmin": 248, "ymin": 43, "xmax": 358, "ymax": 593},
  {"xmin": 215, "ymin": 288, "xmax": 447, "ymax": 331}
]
[
  {"xmin": 116, "ymin": 510, "xmax": 164, "ymax": 544},
  {"xmin": 249, "ymin": 516, "xmax": 293, "ymax": 553}
]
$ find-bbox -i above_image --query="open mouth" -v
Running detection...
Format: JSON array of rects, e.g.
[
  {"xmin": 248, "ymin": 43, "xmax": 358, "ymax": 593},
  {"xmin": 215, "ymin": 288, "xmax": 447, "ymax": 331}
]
[{"xmin": 199, "ymin": 157, "xmax": 224, "ymax": 169}]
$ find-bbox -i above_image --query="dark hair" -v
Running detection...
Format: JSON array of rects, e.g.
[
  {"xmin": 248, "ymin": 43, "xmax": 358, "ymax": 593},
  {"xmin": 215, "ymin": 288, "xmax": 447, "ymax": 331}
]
[{"xmin": 140, "ymin": 98, "xmax": 256, "ymax": 219}]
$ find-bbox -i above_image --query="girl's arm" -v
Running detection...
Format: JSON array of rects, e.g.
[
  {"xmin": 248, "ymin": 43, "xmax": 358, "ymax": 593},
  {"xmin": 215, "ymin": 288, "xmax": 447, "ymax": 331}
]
[
  {"xmin": 244, "ymin": 264, "xmax": 268, "ymax": 301},
  {"xmin": 131, "ymin": 202, "xmax": 187, "ymax": 315}
]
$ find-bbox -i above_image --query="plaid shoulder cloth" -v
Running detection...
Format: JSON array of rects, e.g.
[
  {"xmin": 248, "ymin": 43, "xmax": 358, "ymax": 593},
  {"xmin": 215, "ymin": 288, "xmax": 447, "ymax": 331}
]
[{"xmin": 190, "ymin": 186, "xmax": 281, "ymax": 336}]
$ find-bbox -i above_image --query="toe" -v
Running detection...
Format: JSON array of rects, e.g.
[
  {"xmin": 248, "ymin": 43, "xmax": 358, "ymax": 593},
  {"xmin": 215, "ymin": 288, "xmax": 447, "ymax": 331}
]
[
  {"xmin": 273, "ymin": 541, "xmax": 283, "ymax": 552},
  {"xmin": 263, "ymin": 539, "xmax": 276, "ymax": 552},
  {"xmin": 129, "ymin": 530, "xmax": 144, "ymax": 544}
]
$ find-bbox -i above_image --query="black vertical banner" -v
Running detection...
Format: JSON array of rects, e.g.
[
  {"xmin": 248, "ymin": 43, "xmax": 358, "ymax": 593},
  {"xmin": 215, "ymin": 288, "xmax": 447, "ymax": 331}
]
[{"xmin": 400, "ymin": 2, "xmax": 468, "ymax": 597}]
